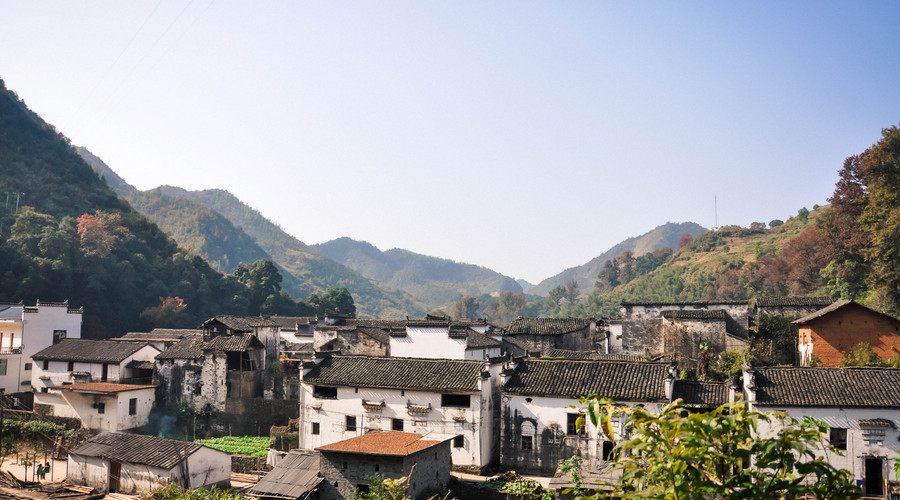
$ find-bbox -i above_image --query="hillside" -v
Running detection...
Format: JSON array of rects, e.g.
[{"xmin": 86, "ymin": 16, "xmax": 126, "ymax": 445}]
[
  {"xmin": 313, "ymin": 237, "xmax": 523, "ymax": 307},
  {"xmin": 0, "ymin": 78, "xmax": 297, "ymax": 337},
  {"xmin": 531, "ymin": 222, "xmax": 707, "ymax": 296}
]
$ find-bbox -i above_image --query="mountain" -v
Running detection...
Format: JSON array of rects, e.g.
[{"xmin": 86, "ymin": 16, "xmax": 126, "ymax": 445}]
[
  {"xmin": 75, "ymin": 146, "xmax": 136, "ymax": 196},
  {"xmin": 0, "ymin": 78, "xmax": 282, "ymax": 337},
  {"xmin": 312, "ymin": 237, "xmax": 523, "ymax": 307},
  {"xmin": 531, "ymin": 222, "xmax": 707, "ymax": 297}
]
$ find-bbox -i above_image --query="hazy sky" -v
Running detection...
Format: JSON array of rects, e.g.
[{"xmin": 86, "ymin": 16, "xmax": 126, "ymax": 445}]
[{"xmin": 2, "ymin": 2, "xmax": 899, "ymax": 283}]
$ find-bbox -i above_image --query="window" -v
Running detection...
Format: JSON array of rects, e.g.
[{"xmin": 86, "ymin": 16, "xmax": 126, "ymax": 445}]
[
  {"xmin": 312, "ymin": 422, "xmax": 320, "ymax": 435},
  {"xmin": 375, "ymin": 464, "xmax": 380, "ymax": 472},
  {"xmin": 0, "ymin": 359, "xmax": 6, "ymax": 376},
  {"xmin": 193, "ymin": 384, "xmax": 201, "ymax": 395},
  {"xmin": 53, "ymin": 330, "xmax": 66, "ymax": 345},
  {"xmin": 343, "ymin": 461, "xmax": 348, "ymax": 469},
  {"xmin": 441, "ymin": 394, "xmax": 471, "ymax": 408},
  {"xmin": 521, "ymin": 435, "xmax": 533, "ymax": 451},
  {"xmin": 42, "ymin": 360, "xmax": 49, "ymax": 370},
  {"xmin": 453, "ymin": 435, "xmax": 464, "ymax": 448},
  {"xmin": 830, "ymin": 427, "xmax": 847, "ymax": 450},
  {"xmin": 567, "ymin": 413, "xmax": 584, "ymax": 436},
  {"xmin": 67, "ymin": 361, "xmax": 74, "ymax": 371},
  {"xmin": 24, "ymin": 363, "xmax": 31, "ymax": 371},
  {"xmin": 314, "ymin": 386, "xmax": 338, "ymax": 399},
  {"xmin": 129, "ymin": 398, "xmax": 137, "ymax": 415},
  {"xmin": 602, "ymin": 441, "xmax": 614, "ymax": 460},
  {"xmin": 392, "ymin": 418, "xmax": 404, "ymax": 431},
  {"xmin": 346, "ymin": 415, "xmax": 357, "ymax": 432},
  {"xmin": 97, "ymin": 403, "xmax": 105, "ymax": 414}
]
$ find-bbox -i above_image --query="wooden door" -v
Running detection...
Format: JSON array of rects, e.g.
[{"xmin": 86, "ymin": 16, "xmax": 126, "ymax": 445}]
[{"xmin": 108, "ymin": 461, "xmax": 121, "ymax": 493}]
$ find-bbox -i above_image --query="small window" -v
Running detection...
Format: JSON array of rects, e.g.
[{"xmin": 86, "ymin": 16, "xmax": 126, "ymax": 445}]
[
  {"xmin": 453, "ymin": 435, "xmax": 464, "ymax": 448},
  {"xmin": 375, "ymin": 464, "xmax": 380, "ymax": 472},
  {"xmin": 193, "ymin": 384, "xmax": 201, "ymax": 395},
  {"xmin": 0, "ymin": 359, "xmax": 6, "ymax": 376},
  {"xmin": 343, "ymin": 461, "xmax": 348, "ymax": 469},
  {"xmin": 24, "ymin": 363, "xmax": 31, "ymax": 371},
  {"xmin": 392, "ymin": 418, "xmax": 404, "ymax": 431},
  {"xmin": 521, "ymin": 435, "xmax": 533, "ymax": 451},
  {"xmin": 42, "ymin": 360, "xmax": 49, "ymax": 370},
  {"xmin": 129, "ymin": 398, "xmax": 137, "ymax": 415},
  {"xmin": 67, "ymin": 361, "xmax": 74, "ymax": 371},
  {"xmin": 830, "ymin": 427, "xmax": 847, "ymax": 450},
  {"xmin": 314, "ymin": 386, "xmax": 338, "ymax": 399},
  {"xmin": 97, "ymin": 403, "xmax": 105, "ymax": 414},
  {"xmin": 53, "ymin": 330, "xmax": 66, "ymax": 344},
  {"xmin": 441, "ymin": 394, "xmax": 471, "ymax": 408},
  {"xmin": 602, "ymin": 440, "xmax": 614, "ymax": 460},
  {"xmin": 346, "ymin": 415, "xmax": 357, "ymax": 432},
  {"xmin": 567, "ymin": 413, "xmax": 584, "ymax": 436},
  {"xmin": 312, "ymin": 422, "xmax": 320, "ymax": 435},
  {"xmin": 41, "ymin": 388, "xmax": 48, "ymax": 393}
]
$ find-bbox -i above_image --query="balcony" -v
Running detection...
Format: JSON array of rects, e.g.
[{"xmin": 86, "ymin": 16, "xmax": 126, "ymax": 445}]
[{"xmin": 0, "ymin": 346, "xmax": 24, "ymax": 355}]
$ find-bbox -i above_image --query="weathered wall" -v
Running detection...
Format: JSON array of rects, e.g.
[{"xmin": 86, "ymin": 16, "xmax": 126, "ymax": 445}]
[
  {"xmin": 215, "ymin": 398, "xmax": 299, "ymax": 436},
  {"xmin": 185, "ymin": 446, "xmax": 231, "ymax": 489},
  {"xmin": 507, "ymin": 329, "xmax": 593, "ymax": 356},
  {"xmin": 660, "ymin": 318, "xmax": 726, "ymax": 370},
  {"xmin": 620, "ymin": 303, "xmax": 748, "ymax": 357}
]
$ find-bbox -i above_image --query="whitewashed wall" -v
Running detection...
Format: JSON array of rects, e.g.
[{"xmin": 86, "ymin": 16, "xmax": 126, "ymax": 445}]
[
  {"xmin": 390, "ymin": 326, "xmax": 468, "ymax": 359},
  {"xmin": 0, "ymin": 303, "xmax": 81, "ymax": 393},
  {"xmin": 31, "ymin": 344, "xmax": 159, "ymax": 390}
]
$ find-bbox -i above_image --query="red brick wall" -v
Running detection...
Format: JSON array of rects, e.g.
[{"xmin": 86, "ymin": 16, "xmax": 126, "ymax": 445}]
[{"xmin": 804, "ymin": 305, "xmax": 900, "ymax": 367}]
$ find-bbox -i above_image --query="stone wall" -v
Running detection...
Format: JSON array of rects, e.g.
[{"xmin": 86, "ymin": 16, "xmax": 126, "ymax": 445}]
[
  {"xmin": 231, "ymin": 455, "xmax": 269, "ymax": 473},
  {"xmin": 215, "ymin": 398, "xmax": 299, "ymax": 436}
]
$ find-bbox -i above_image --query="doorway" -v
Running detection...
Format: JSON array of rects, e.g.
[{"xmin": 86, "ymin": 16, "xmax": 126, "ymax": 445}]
[
  {"xmin": 108, "ymin": 461, "xmax": 121, "ymax": 493},
  {"xmin": 865, "ymin": 456, "xmax": 884, "ymax": 497}
]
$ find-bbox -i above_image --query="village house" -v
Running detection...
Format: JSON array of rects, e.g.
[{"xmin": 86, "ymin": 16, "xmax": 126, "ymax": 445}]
[
  {"xmin": 743, "ymin": 365, "xmax": 900, "ymax": 497},
  {"xmin": 389, "ymin": 316, "xmax": 499, "ymax": 360},
  {"xmin": 313, "ymin": 324, "xmax": 390, "ymax": 356},
  {"xmin": 118, "ymin": 328, "xmax": 201, "ymax": 352},
  {"xmin": 49, "ymin": 382, "xmax": 156, "ymax": 431},
  {"xmin": 749, "ymin": 295, "xmax": 834, "ymax": 320},
  {"xmin": 795, "ymin": 299, "xmax": 900, "ymax": 367},
  {"xmin": 316, "ymin": 431, "xmax": 453, "ymax": 500},
  {"xmin": 0, "ymin": 300, "xmax": 82, "ymax": 394},
  {"xmin": 68, "ymin": 432, "xmax": 230, "ymax": 493},
  {"xmin": 504, "ymin": 317, "xmax": 596, "ymax": 356},
  {"xmin": 299, "ymin": 353, "xmax": 502, "ymax": 473},
  {"xmin": 500, "ymin": 358, "xmax": 675, "ymax": 474},
  {"xmin": 201, "ymin": 315, "xmax": 280, "ymax": 370}
]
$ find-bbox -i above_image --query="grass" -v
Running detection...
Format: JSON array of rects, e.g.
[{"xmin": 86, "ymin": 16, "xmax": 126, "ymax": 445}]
[{"xmin": 194, "ymin": 436, "xmax": 269, "ymax": 457}]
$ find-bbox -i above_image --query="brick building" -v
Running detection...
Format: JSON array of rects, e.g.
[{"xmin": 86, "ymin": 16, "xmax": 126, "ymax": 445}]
[{"xmin": 795, "ymin": 300, "xmax": 900, "ymax": 367}]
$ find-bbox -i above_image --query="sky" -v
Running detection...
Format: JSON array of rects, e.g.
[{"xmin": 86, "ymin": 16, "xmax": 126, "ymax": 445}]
[{"xmin": 2, "ymin": 2, "xmax": 899, "ymax": 284}]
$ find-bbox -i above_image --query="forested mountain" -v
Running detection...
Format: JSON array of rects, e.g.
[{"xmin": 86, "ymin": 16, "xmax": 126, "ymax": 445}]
[
  {"xmin": 312, "ymin": 237, "xmax": 523, "ymax": 307},
  {"xmin": 531, "ymin": 222, "xmax": 707, "ymax": 296},
  {"xmin": 0, "ymin": 78, "xmax": 314, "ymax": 337}
]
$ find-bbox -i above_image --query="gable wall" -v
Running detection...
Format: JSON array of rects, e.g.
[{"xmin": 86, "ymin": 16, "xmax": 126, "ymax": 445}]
[
  {"xmin": 799, "ymin": 307, "xmax": 900, "ymax": 367},
  {"xmin": 390, "ymin": 326, "xmax": 467, "ymax": 359}
]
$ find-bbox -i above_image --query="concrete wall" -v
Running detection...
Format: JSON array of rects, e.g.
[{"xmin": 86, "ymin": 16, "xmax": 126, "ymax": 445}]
[
  {"xmin": 390, "ymin": 326, "xmax": 468, "ymax": 359},
  {"xmin": 0, "ymin": 302, "xmax": 81, "ymax": 393},
  {"xmin": 37, "ymin": 388, "xmax": 154, "ymax": 431},
  {"xmin": 798, "ymin": 306, "xmax": 900, "ymax": 367},
  {"xmin": 299, "ymin": 382, "xmax": 490, "ymax": 470},
  {"xmin": 185, "ymin": 446, "xmax": 231, "ymax": 489}
]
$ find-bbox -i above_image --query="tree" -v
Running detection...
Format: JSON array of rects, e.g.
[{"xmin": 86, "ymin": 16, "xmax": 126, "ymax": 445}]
[
  {"xmin": 797, "ymin": 207, "xmax": 810, "ymax": 225},
  {"xmin": 769, "ymin": 219, "xmax": 783, "ymax": 228},
  {"xmin": 678, "ymin": 232, "xmax": 693, "ymax": 250},
  {"xmin": 307, "ymin": 287, "xmax": 356, "ymax": 317},
  {"xmin": 577, "ymin": 399, "xmax": 860, "ymax": 499},
  {"xmin": 495, "ymin": 292, "xmax": 527, "ymax": 326},
  {"xmin": 232, "ymin": 259, "xmax": 284, "ymax": 313},
  {"xmin": 451, "ymin": 295, "xmax": 479, "ymax": 320},
  {"xmin": 564, "ymin": 279, "xmax": 581, "ymax": 304}
]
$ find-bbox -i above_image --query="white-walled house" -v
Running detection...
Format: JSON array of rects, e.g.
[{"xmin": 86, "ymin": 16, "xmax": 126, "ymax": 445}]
[
  {"xmin": 500, "ymin": 358, "xmax": 675, "ymax": 474},
  {"xmin": 0, "ymin": 300, "xmax": 82, "ymax": 394},
  {"xmin": 31, "ymin": 339, "xmax": 159, "ymax": 418},
  {"xmin": 68, "ymin": 432, "xmax": 230, "ymax": 493},
  {"xmin": 299, "ymin": 353, "xmax": 503, "ymax": 473},
  {"xmin": 743, "ymin": 365, "xmax": 900, "ymax": 498},
  {"xmin": 389, "ymin": 318, "xmax": 499, "ymax": 360},
  {"xmin": 49, "ymin": 382, "xmax": 156, "ymax": 431}
]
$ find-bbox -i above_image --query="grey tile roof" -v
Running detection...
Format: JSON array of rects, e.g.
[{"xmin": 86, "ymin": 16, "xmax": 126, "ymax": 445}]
[
  {"xmin": 203, "ymin": 315, "xmax": 277, "ymax": 331},
  {"xmin": 752, "ymin": 296, "xmax": 833, "ymax": 308},
  {"xmin": 266, "ymin": 316, "xmax": 318, "ymax": 329},
  {"xmin": 507, "ymin": 317, "xmax": 593, "ymax": 335},
  {"xmin": 661, "ymin": 310, "xmax": 727, "ymax": 320},
  {"xmin": 502, "ymin": 335, "xmax": 531, "ymax": 352},
  {"xmin": 752, "ymin": 366, "xmax": 900, "ymax": 407},
  {"xmin": 792, "ymin": 299, "xmax": 900, "ymax": 325},
  {"xmin": 248, "ymin": 451, "xmax": 322, "ymax": 500},
  {"xmin": 672, "ymin": 380, "xmax": 730, "ymax": 407},
  {"xmin": 358, "ymin": 327, "xmax": 391, "ymax": 344},
  {"xmin": 621, "ymin": 300, "xmax": 747, "ymax": 306},
  {"xmin": 503, "ymin": 359, "xmax": 670, "ymax": 401},
  {"xmin": 70, "ymin": 432, "xmax": 209, "ymax": 469},
  {"xmin": 120, "ymin": 329, "xmax": 201, "ymax": 341},
  {"xmin": 156, "ymin": 334, "xmax": 205, "ymax": 360},
  {"xmin": 541, "ymin": 350, "xmax": 646, "ymax": 362},
  {"xmin": 32, "ymin": 339, "xmax": 155, "ymax": 363},
  {"xmin": 203, "ymin": 333, "xmax": 264, "ymax": 352},
  {"xmin": 346, "ymin": 319, "xmax": 408, "ymax": 329},
  {"xmin": 466, "ymin": 330, "xmax": 501, "ymax": 349},
  {"xmin": 303, "ymin": 355, "xmax": 486, "ymax": 392}
]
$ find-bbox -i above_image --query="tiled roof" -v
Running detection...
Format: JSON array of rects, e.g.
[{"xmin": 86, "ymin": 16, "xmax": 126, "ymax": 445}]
[
  {"xmin": 541, "ymin": 350, "xmax": 645, "ymax": 362},
  {"xmin": 792, "ymin": 299, "xmax": 900, "ymax": 325},
  {"xmin": 156, "ymin": 334, "xmax": 205, "ymax": 360},
  {"xmin": 32, "ymin": 339, "xmax": 155, "ymax": 363},
  {"xmin": 502, "ymin": 335, "xmax": 531, "ymax": 352},
  {"xmin": 467, "ymin": 330, "xmax": 501, "ymax": 349},
  {"xmin": 347, "ymin": 319, "xmax": 408, "ymax": 329},
  {"xmin": 248, "ymin": 451, "xmax": 322, "ymax": 499},
  {"xmin": 203, "ymin": 333, "xmax": 264, "ymax": 352},
  {"xmin": 317, "ymin": 431, "xmax": 445, "ymax": 456},
  {"xmin": 203, "ymin": 315, "xmax": 277, "ymax": 331},
  {"xmin": 672, "ymin": 380, "xmax": 730, "ymax": 407},
  {"xmin": 752, "ymin": 296, "xmax": 833, "ymax": 308},
  {"xmin": 358, "ymin": 327, "xmax": 390, "ymax": 344},
  {"xmin": 507, "ymin": 318, "xmax": 593, "ymax": 335},
  {"xmin": 70, "ymin": 432, "xmax": 210, "ymax": 469},
  {"xmin": 266, "ymin": 316, "xmax": 317, "ymax": 329},
  {"xmin": 120, "ymin": 329, "xmax": 201, "ymax": 341},
  {"xmin": 661, "ymin": 310, "xmax": 727, "ymax": 320},
  {"xmin": 752, "ymin": 366, "xmax": 900, "ymax": 407},
  {"xmin": 53, "ymin": 382, "xmax": 155, "ymax": 394},
  {"xmin": 503, "ymin": 359, "xmax": 670, "ymax": 401},
  {"xmin": 621, "ymin": 301, "xmax": 747, "ymax": 306},
  {"xmin": 126, "ymin": 360, "xmax": 155, "ymax": 370},
  {"xmin": 303, "ymin": 355, "xmax": 486, "ymax": 392}
]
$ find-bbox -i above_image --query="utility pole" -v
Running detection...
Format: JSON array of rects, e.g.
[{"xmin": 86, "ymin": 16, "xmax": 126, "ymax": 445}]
[
  {"xmin": 14, "ymin": 192, "xmax": 24, "ymax": 215},
  {"xmin": 714, "ymin": 194, "xmax": 718, "ymax": 230}
]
